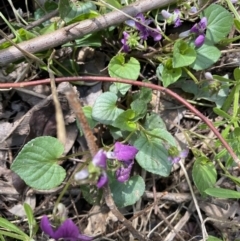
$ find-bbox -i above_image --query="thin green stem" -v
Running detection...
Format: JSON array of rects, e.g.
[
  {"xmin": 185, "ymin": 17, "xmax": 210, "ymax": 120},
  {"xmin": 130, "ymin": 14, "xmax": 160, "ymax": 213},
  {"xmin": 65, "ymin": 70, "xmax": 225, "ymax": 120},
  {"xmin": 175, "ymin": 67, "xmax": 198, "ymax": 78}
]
[
  {"xmin": 183, "ymin": 66, "xmax": 199, "ymax": 84},
  {"xmin": 232, "ymin": 83, "xmax": 240, "ymax": 128},
  {"xmin": 226, "ymin": 0, "xmax": 240, "ymax": 22}
]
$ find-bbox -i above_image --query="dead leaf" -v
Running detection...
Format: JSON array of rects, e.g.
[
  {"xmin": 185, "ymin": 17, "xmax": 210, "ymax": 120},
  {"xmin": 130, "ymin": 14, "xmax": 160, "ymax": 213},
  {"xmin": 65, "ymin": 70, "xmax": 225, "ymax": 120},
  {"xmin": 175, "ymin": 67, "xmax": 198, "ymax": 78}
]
[
  {"xmin": 84, "ymin": 205, "xmax": 118, "ymax": 236},
  {"xmin": 7, "ymin": 195, "xmax": 36, "ymax": 217}
]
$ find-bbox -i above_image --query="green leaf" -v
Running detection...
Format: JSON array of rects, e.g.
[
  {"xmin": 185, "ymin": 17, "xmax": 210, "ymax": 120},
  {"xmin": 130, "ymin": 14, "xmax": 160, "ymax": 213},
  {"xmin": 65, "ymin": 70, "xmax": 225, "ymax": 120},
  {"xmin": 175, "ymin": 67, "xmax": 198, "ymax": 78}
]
[
  {"xmin": 113, "ymin": 109, "xmax": 137, "ymax": 131},
  {"xmin": 0, "ymin": 231, "xmax": 27, "ymax": 241},
  {"xmin": 109, "ymin": 126, "xmax": 124, "ymax": 140},
  {"xmin": 130, "ymin": 87, "xmax": 152, "ymax": 120},
  {"xmin": 92, "ymin": 92, "xmax": 124, "ymax": 125},
  {"xmin": 108, "ymin": 54, "xmax": 140, "ymax": 95},
  {"xmin": 191, "ymin": 43, "xmax": 221, "ymax": 70},
  {"xmin": 132, "ymin": 87, "xmax": 152, "ymax": 104},
  {"xmin": 109, "ymin": 82, "xmax": 132, "ymax": 96},
  {"xmin": 34, "ymin": 1, "xmax": 58, "ymax": 22},
  {"xmin": 0, "ymin": 217, "xmax": 28, "ymax": 238},
  {"xmin": 63, "ymin": 33, "xmax": 102, "ymax": 48},
  {"xmin": 67, "ymin": 11, "xmax": 99, "ymax": 25},
  {"xmin": 24, "ymin": 203, "xmax": 36, "ymax": 238},
  {"xmin": 179, "ymin": 79, "xmax": 228, "ymax": 108},
  {"xmin": 39, "ymin": 22, "xmax": 57, "ymax": 35},
  {"xmin": 44, "ymin": 0, "xmax": 58, "ymax": 12},
  {"xmin": 134, "ymin": 131, "xmax": 172, "ymax": 176},
  {"xmin": 106, "ymin": 0, "xmax": 122, "ymax": 9},
  {"xmin": 173, "ymin": 40, "xmax": 196, "ymax": 68},
  {"xmin": 207, "ymin": 236, "xmax": 223, "ymax": 241},
  {"xmin": 205, "ymin": 187, "xmax": 240, "ymax": 199},
  {"xmin": 143, "ymin": 113, "xmax": 166, "ymax": 130},
  {"xmin": 160, "ymin": 60, "xmax": 182, "ymax": 87},
  {"xmin": 222, "ymin": 173, "xmax": 240, "ymax": 186},
  {"xmin": 77, "ymin": 106, "xmax": 98, "ymax": 136},
  {"xmin": 213, "ymin": 108, "xmax": 232, "ymax": 120},
  {"xmin": 147, "ymin": 128, "xmax": 177, "ymax": 147},
  {"xmin": 109, "ymin": 174, "xmax": 145, "ymax": 208},
  {"xmin": 81, "ymin": 185, "xmax": 103, "ymax": 205},
  {"xmin": 234, "ymin": 68, "xmax": 240, "ymax": 81},
  {"xmin": 109, "ymin": 54, "xmax": 140, "ymax": 80},
  {"xmin": 192, "ymin": 157, "xmax": 217, "ymax": 196},
  {"xmin": 130, "ymin": 99, "xmax": 147, "ymax": 120},
  {"xmin": 59, "ymin": 0, "xmax": 96, "ymax": 24},
  {"xmin": 234, "ymin": 19, "xmax": 240, "ymax": 31},
  {"xmin": 219, "ymin": 128, "xmax": 240, "ymax": 166},
  {"xmin": 204, "ymin": 4, "xmax": 233, "ymax": 44},
  {"xmin": 11, "ymin": 136, "xmax": 66, "ymax": 190},
  {"xmin": 17, "ymin": 28, "xmax": 37, "ymax": 42}
]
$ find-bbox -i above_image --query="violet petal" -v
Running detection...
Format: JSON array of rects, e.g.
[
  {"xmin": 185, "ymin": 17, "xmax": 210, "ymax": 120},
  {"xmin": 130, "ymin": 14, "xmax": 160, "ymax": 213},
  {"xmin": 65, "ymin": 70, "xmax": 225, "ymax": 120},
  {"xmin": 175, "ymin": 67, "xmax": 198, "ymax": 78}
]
[
  {"xmin": 40, "ymin": 215, "xmax": 55, "ymax": 238},
  {"xmin": 195, "ymin": 34, "xmax": 205, "ymax": 47},
  {"xmin": 199, "ymin": 17, "xmax": 207, "ymax": 31},
  {"xmin": 97, "ymin": 171, "xmax": 108, "ymax": 188},
  {"xmin": 125, "ymin": 19, "xmax": 135, "ymax": 27},
  {"xmin": 169, "ymin": 156, "xmax": 181, "ymax": 164},
  {"xmin": 135, "ymin": 13, "xmax": 151, "ymax": 37},
  {"xmin": 179, "ymin": 149, "xmax": 189, "ymax": 159},
  {"xmin": 54, "ymin": 219, "xmax": 79, "ymax": 240},
  {"xmin": 189, "ymin": 6, "xmax": 197, "ymax": 14},
  {"xmin": 114, "ymin": 142, "xmax": 138, "ymax": 161},
  {"xmin": 204, "ymin": 72, "xmax": 213, "ymax": 80},
  {"xmin": 138, "ymin": 28, "xmax": 149, "ymax": 40},
  {"xmin": 116, "ymin": 160, "xmax": 134, "ymax": 182},
  {"xmin": 148, "ymin": 29, "xmax": 162, "ymax": 41},
  {"xmin": 174, "ymin": 17, "xmax": 182, "ymax": 28},
  {"xmin": 74, "ymin": 169, "xmax": 89, "ymax": 181},
  {"xmin": 78, "ymin": 234, "xmax": 95, "ymax": 241},
  {"xmin": 190, "ymin": 23, "xmax": 200, "ymax": 34},
  {"xmin": 121, "ymin": 31, "xmax": 130, "ymax": 52},
  {"xmin": 92, "ymin": 149, "xmax": 107, "ymax": 168},
  {"xmin": 161, "ymin": 10, "xmax": 172, "ymax": 19}
]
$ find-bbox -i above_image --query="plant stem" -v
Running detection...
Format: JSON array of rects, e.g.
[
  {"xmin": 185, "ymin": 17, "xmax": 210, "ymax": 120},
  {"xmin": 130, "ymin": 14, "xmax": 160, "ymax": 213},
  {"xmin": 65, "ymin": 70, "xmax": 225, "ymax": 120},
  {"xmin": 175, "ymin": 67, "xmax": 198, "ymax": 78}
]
[{"xmin": 0, "ymin": 76, "xmax": 239, "ymax": 167}]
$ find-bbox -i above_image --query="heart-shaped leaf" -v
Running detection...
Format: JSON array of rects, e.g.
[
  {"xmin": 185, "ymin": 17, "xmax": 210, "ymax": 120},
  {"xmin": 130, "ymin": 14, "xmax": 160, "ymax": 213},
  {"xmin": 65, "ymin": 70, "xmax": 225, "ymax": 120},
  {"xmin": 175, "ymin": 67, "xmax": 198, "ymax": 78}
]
[
  {"xmin": 92, "ymin": 92, "xmax": 124, "ymax": 125},
  {"xmin": 11, "ymin": 136, "xmax": 65, "ymax": 190},
  {"xmin": 204, "ymin": 4, "xmax": 233, "ymax": 44},
  {"xmin": 173, "ymin": 40, "xmax": 196, "ymax": 68},
  {"xmin": 192, "ymin": 156, "xmax": 217, "ymax": 197},
  {"xmin": 113, "ymin": 109, "xmax": 137, "ymax": 131},
  {"xmin": 134, "ymin": 131, "xmax": 172, "ymax": 176},
  {"xmin": 191, "ymin": 43, "xmax": 221, "ymax": 70},
  {"xmin": 108, "ymin": 54, "xmax": 140, "ymax": 95},
  {"xmin": 109, "ymin": 174, "xmax": 145, "ymax": 208},
  {"xmin": 59, "ymin": 0, "xmax": 96, "ymax": 24}
]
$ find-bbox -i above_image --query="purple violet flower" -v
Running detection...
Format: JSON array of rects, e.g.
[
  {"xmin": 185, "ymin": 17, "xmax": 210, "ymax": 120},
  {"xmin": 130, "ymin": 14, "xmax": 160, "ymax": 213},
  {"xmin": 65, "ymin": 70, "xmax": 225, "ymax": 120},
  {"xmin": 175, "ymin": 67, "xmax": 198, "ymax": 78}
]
[
  {"xmin": 121, "ymin": 31, "xmax": 131, "ymax": 52},
  {"xmin": 74, "ymin": 149, "xmax": 108, "ymax": 188},
  {"xmin": 161, "ymin": 9, "xmax": 182, "ymax": 28},
  {"xmin": 40, "ymin": 215, "xmax": 93, "ymax": 241},
  {"xmin": 135, "ymin": 13, "xmax": 162, "ymax": 41},
  {"xmin": 96, "ymin": 171, "xmax": 108, "ymax": 188},
  {"xmin": 204, "ymin": 72, "xmax": 214, "ymax": 80},
  {"xmin": 121, "ymin": 13, "xmax": 161, "ymax": 51},
  {"xmin": 189, "ymin": 6, "xmax": 197, "ymax": 14},
  {"xmin": 107, "ymin": 142, "xmax": 138, "ymax": 161},
  {"xmin": 74, "ymin": 168, "xmax": 89, "ymax": 181},
  {"xmin": 75, "ymin": 143, "xmax": 139, "ymax": 185},
  {"xmin": 190, "ymin": 17, "xmax": 207, "ymax": 47},
  {"xmin": 116, "ymin": 160, "xmax": 134, "ymax": 182},
  {"xmin": 92, "ymin": 149, "xmax": 107, "ymax": 168},
  {"xmin": 106, "ymin": 142, "xmax": 138, "ymax": 182},
  {"xmin": 168, "ymin": 148, "xmax": 189, "ymax": 164}
]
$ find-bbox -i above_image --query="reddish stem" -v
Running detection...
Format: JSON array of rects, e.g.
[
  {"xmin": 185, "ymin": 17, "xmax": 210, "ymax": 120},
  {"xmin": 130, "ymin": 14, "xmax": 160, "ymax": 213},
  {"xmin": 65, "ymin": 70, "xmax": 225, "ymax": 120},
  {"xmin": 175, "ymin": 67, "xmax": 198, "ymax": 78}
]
[{"xmin": 1, "ymin": 76, "xmax": 239, "ymax": 167}]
